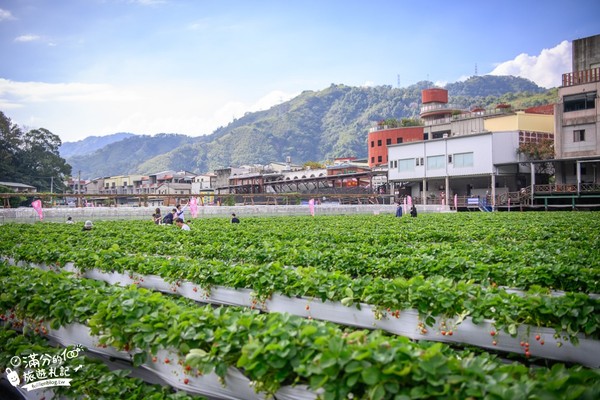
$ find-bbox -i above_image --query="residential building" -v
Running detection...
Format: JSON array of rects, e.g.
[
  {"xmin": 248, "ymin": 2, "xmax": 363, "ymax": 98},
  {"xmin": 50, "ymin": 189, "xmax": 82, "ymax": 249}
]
[
  {"xmin": 0, "ymin": 181, "xmax": 37, "ymax": 193},
  {"xmin": 368, "ymin": 124, "xmax": 423, "ymax": 168},
  {"xmin": 192, "ymin": 173, "xmax": 216, "ymax": 191},
  {"xmin": 388, "ymin": 105, "xmax": 554, "ymax": 206},
  {"xmin": 554, "ymin": 34, "xmax": 600, "ymax": 188}
]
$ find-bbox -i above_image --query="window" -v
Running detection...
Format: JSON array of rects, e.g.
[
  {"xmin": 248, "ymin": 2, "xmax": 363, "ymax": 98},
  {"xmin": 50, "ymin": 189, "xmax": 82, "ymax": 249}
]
[
  {"xmin": 564, "ymin": 92, "xmax": 596, "ymax": 112},
  {"xmin": 398, "ymin": 158, "xmax": 414, "ymax": 172},
  {"xmin": 573, "ymin": 129, "xmax": 585, "ymax": 142},
  {"xmin": 427, "ymin": 155, "xmax": 445, "ymax": 170},
  {"xmin": 454, "ymin": 152, "xmax": 474, "ymax": 167},
  {"xmin": 415, "ymin": 157, "xmax": 424, "ymax": 166},
  {"xmin": 377, "ymin": 155, "xmax": 382, "ymax": 163},
  {"xmin": 396, "ymin": 137, "xmax": 403, "ymax": 144},
  {"xmin": 371, "ymin": 141, "xmax": 374, "ymax": 148},
  {"xmin": 377, "ymin": 139, "xmax": 382, "ymax": 146},
  {"xmin": 448, "ymin": 155, "xmax": 453, "ymax": 163},
  {"xmin": 386, "ymin": 138, "xmax": 392, "ymax": 145},
  {"xmin": 371, "ymin": 157, "xmax": 375, "ymax": 163},
  {"xmin": 432, "ymin": 130, "xmax": 450, "ymax": 139}
]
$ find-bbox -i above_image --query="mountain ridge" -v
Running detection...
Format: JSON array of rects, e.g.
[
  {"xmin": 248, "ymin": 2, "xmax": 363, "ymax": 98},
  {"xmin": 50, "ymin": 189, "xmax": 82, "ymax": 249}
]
[{"xmin": 63, "ymin": 75, "xmax": 552, "ymax": 179}]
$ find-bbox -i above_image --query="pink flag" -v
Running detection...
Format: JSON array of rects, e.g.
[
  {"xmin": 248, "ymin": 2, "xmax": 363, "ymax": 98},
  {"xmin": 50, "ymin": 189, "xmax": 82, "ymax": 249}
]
[
  {"xmin": 454, "ymin": 194, "xmax": 458, "ymax": 210},
  {"xmin": 189, "ymin": 197, "xmax": 198, "ymax": 218},
  {"xmin": 403, "ymin": 197, "xmax": 407, "ymax": 215},
  {"xmin": 407, "ymin": 195, "xmax": 412, "ymax": 207},
  {"xmin": 308, "ymin": 198, "xmax": 315, "ymax": 216},
  {"xmin": 31, "ymin": 199, "xmax": 43, "ymax": 221}
]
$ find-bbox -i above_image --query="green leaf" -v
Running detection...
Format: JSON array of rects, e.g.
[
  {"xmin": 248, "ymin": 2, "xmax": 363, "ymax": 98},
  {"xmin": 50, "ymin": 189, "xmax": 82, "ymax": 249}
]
[{"xmin": 362, "ymin": 366, "xmax": 380, "ymax": 386}]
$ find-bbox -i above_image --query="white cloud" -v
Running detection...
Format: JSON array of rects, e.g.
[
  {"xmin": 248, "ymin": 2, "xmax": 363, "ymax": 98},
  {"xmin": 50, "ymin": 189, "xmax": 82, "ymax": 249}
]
[
  {"xmin": 489, "ymin": 40, "xmax": 571, "ymax": 88},
  {"xmin": 0, "ymin": 78, "xmax": 298, "ymax": 142},
  {"xmin": 15, "ymin": 34, "xmax": 41, "ymax": 42},
  {"xmin": 249, "ymin": 90, "xmax": 296, "ymax": 112},
  {"xmin": 213, "ymin": 90, "xmax": 297, "ymax": 122},
  {"xmin": 0, "ymin": 8, "xmax": 15, "ymax": 21},
  {"xmin": 0, "ymin": 78, "xmax": 138, "ymax": 103}
]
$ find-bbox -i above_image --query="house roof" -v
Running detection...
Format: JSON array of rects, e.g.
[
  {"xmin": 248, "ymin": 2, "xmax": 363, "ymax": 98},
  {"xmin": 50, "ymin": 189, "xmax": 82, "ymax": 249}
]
[{"xmin": 0, "ymin": 181, "xmax": 36, "ymax": 189}]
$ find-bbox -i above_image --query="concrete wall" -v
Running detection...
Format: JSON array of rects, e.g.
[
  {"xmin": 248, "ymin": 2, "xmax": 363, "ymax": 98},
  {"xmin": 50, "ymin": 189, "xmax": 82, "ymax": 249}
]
[
  {"xmin": 484, "ymin": 112, "xmax": 554, "ymax": 134},
  {"xmin": 573, "ymin": 34, "xmax": 600, "ymax": 72}
]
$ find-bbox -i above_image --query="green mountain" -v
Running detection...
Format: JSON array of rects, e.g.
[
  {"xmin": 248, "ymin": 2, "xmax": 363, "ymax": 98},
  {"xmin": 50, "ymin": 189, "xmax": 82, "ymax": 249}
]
[
  {"xmin": 67, "ymin": 134, "xmax": 195, "ymax": 178},
  {"xmin": 66, "ymin": 75, "xmax": 551, "ymax": 179},
  {"xmin": 59, "ymin": 132, "xmax": 135, "ymax": 158}
]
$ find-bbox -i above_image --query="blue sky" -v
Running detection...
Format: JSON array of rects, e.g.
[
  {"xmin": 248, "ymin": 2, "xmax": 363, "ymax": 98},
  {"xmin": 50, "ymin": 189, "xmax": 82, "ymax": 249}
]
[{"xmin": 1, "ymin": 0, "xmax": 599, "ymax": 143}]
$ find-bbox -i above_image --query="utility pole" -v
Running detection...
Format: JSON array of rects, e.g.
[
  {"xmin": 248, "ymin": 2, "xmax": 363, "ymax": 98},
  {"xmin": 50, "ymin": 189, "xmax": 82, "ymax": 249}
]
[
  {"xmin": 50, "ymin": 176, "xmax": 54, "ymax": 207},
  {"xmin": 77, "ymin": 170, "xmax": 81, "ymax": 207}
]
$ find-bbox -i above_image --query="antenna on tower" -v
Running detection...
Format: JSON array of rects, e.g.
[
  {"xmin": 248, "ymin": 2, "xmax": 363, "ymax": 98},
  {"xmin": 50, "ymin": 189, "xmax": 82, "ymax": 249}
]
[{"xmin": 474, "ymin": 63, "xmax": 478, "ymax": 76}]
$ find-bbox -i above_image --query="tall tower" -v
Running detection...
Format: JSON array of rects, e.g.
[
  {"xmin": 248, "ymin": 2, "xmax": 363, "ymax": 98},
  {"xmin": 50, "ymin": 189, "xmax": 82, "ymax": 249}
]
[{"xmin": 420, "ymin": 88, "xmax": 453, "ymax": 123}]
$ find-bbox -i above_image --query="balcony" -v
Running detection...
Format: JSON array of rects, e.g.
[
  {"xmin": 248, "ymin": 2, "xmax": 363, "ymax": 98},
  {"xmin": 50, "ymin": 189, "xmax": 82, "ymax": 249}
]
[
  {"xmin": 420, "ymin": 103, "xmax": 460, "ymax": 114},
  {"xmin": 562, "ymin": 67, "xmax": 600, "ymax": 87}
]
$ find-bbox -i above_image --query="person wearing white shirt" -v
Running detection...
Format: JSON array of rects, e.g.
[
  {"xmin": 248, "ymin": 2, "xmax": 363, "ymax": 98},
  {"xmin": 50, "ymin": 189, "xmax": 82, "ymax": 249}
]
[{"xmin": 176, "ymin": 218, "xmax": 190, "ymax": 231}]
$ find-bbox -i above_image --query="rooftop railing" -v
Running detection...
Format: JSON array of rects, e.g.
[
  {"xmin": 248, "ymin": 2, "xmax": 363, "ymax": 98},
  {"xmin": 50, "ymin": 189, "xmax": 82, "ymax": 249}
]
[{"xmin": 562, "ymin": 67, "xmax": 600, "ymax": 87}]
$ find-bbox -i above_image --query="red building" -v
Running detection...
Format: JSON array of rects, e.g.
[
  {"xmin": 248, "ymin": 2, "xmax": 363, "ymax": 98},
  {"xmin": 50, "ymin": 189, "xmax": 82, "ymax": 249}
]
[{"xmin": 367, "ymin": 125, "xmax": 423, "ymax": 167}]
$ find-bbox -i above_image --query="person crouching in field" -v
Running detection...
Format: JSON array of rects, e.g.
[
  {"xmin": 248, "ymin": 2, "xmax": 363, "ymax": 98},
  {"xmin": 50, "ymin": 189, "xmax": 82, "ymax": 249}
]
[
  {"xmin": 162, "ymin": 209, "xmax": 175, "ymax": 224},
  {"xmin": 176, "ymin": 217, "xmax": 190, "ymax": 231},
  {"xmin": 152, "ymin": 208, "xmax": 162, "ymax": 224}
]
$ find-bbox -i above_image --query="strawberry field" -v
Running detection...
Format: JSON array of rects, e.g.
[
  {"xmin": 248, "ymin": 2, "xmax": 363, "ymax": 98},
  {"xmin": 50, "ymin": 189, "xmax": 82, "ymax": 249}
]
[{"xmin": 1, "ymin": 212, "xmax": 599, "ymax": 399}]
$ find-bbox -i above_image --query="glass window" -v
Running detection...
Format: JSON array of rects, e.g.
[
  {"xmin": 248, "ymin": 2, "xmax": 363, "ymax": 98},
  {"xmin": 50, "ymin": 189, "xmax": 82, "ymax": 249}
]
[
  {"xmin": 377, "ymin": 139, "xmax": 382, "ymax": 146},
  {"xmin": 398, "ymin": 158, "xmax": 414, "ymax": 172},
  {"xmin": 427, "ymin": 155, "xmax": 445, "ymax": 170},
  {"xmin": 573, "ymin": 129, "xmax": 585, "ymax": 142},
  {"xmin": 386, "ymin": 138, "xmax": 392, "ymax": 145},
  {"xmin": 564, "ymin": 92, "xmax": 596, "ymax": 112},
  {"xmin": 454, "ymin": 152, "xmax": 474, "ymax": 167}
]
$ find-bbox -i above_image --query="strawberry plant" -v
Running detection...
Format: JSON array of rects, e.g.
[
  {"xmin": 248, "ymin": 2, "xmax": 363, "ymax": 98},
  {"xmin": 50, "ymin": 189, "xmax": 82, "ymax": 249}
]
[{"xmin": 2, "ymin": 264, "xmax": 600, "ymax": 400}]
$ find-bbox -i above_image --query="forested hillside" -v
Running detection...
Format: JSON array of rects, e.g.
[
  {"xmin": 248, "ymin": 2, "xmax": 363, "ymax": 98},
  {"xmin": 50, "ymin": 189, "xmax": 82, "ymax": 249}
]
[
  {"xmin": 65, "ymin": 75, "xmax": 554, "ymax": 179},
  {"xmin": 59, "ymin": 132, "xmax": 135, "ymax": 158}
]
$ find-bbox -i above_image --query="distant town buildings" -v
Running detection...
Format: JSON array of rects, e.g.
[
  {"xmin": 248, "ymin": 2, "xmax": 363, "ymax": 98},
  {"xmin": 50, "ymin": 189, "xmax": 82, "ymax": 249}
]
[{"xmin": 47, "ymin": 33, "xmax": 598, "ymax": 209}]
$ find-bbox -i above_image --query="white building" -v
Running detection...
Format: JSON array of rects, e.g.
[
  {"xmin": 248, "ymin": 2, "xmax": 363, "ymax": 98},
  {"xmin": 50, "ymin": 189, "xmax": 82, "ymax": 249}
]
[
  {"xmin": 192, "ymin": 173, "xmax": 216, "ymax": 191},
  {"xmin": 388, "ymin": 130, "xmax": 556, "ymax": 206}
]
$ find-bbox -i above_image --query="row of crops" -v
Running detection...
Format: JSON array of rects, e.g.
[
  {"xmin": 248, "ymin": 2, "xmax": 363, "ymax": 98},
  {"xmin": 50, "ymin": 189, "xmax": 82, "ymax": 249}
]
[{"xmin": 1, "ymin": 212, "xmax": 599, "ymax": 399}]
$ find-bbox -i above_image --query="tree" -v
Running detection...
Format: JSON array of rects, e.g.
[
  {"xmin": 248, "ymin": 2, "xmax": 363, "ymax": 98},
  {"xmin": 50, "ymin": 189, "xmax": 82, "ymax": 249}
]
[
  {"xmin": 0, "ymin": 111, "xmax": 72, "ymax": 193},
  {"xmin": 400, "ymin": 118, "xmax": 422, "ymax": 127},
  {"xmin": 517, "ymin": 138, "xmax": 555, "ymax": 176},
  {"xmin": 20, "ymin": 128, "xmax": 72, "ymax": 192},
  {"xmin": 303, "ymin": 161, "xmax": 325, "ymax": 169},
  {"xmin": 0, "ymin": 111, "xmax": 23, "ymax": 181}
]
